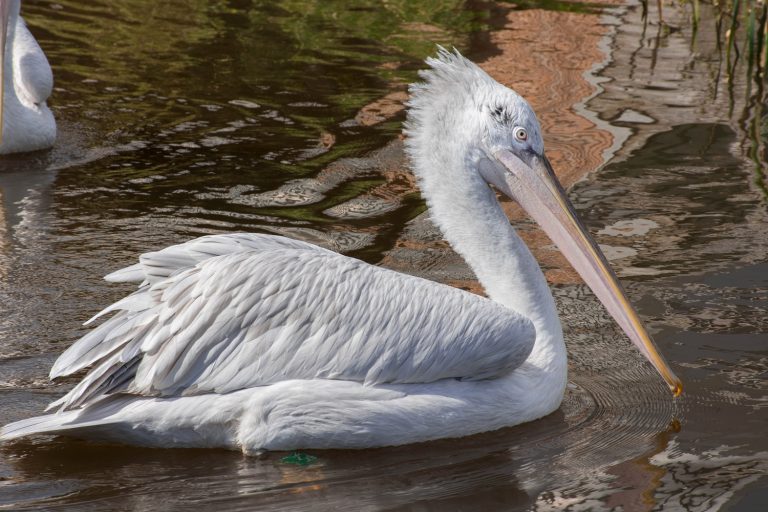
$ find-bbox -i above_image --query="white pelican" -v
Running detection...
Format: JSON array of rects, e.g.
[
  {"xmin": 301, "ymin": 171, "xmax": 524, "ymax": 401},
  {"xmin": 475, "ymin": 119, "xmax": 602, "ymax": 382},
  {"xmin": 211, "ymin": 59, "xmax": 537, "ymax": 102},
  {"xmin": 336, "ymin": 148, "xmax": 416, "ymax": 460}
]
[
  {"xmin": 0, "ymin": 0, "xmax": 55, "ymax": 154},
  {"xmin": 0, "ymin": 49, "xmax": 681, "ymax": 453}
]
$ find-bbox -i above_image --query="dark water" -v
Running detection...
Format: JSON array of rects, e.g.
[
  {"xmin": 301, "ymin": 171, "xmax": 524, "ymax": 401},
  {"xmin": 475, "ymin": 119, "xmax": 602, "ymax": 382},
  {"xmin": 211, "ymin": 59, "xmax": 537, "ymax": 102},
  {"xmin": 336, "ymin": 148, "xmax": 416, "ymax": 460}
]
[{"xmin": 1, "ymin": 0, "xmax": 767, "ymax": 510}]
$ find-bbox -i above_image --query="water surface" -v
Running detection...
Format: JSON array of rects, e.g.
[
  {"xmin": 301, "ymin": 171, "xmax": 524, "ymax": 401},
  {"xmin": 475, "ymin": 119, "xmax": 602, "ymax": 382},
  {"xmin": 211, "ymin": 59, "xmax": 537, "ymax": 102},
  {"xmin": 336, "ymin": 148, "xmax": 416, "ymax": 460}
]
[{"xmin": 1, "ymin": 0, "xmax": 767, "ymax": 510}]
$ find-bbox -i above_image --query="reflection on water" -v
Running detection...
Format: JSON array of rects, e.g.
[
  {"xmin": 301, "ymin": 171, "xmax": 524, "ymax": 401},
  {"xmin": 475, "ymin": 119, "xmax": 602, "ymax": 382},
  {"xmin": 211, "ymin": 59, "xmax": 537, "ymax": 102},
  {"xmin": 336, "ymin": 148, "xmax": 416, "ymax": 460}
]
[
  {"xmin": 1, "ymin": 0, "xmax": 767, "ymax": 510},
  {"xmin": 541, "ymin": 121, "xmax": 768, "ymax": 510},
  {"xmin": 9, "ymin": 0, "xmax": 482, "ymax": 256}
]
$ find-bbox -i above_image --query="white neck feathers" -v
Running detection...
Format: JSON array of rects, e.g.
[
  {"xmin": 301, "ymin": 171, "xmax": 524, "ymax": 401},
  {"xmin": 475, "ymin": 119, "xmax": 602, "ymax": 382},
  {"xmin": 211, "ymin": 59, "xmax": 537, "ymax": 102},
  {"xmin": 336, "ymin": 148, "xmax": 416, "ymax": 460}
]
[{"xmin": 405, "ymin": 49, "xmax": 565, "ymax": 368}]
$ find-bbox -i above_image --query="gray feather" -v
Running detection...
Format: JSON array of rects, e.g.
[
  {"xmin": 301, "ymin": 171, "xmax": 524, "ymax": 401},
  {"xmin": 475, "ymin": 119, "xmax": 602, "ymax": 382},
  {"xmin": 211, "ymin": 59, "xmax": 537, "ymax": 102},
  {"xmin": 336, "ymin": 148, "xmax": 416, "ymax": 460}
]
[{"xmin": 48, "ymin": 233, "xmax": 536, "ymax": 413}]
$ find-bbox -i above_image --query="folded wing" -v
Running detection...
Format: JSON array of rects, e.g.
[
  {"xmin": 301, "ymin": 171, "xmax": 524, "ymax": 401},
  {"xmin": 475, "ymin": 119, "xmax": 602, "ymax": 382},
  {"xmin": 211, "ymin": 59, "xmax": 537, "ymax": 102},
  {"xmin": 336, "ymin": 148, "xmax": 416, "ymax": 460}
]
[
  {"xmin": 13, "ymin": 18, "xmax": 53, "ymax": 105},
  {"xmin": 49, "ymin": 234, "xmax": 535, "ymax": 411}
]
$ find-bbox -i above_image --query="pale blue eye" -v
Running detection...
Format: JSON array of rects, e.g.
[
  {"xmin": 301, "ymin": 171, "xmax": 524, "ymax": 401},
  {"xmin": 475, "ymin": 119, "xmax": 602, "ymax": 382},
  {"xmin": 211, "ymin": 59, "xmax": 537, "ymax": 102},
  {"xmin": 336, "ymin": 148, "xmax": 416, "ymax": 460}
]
[{"xmin": 514, "ymin": 127, "xmax": 528, "ymax": 142}]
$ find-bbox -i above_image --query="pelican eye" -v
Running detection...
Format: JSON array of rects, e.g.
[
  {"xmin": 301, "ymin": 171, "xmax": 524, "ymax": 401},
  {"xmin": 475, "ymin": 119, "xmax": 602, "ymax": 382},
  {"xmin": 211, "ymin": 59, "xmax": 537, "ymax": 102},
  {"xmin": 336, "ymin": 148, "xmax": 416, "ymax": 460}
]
[{"xmin": 514, "ymin": 127, "xmax": 528, "ymax": 142}]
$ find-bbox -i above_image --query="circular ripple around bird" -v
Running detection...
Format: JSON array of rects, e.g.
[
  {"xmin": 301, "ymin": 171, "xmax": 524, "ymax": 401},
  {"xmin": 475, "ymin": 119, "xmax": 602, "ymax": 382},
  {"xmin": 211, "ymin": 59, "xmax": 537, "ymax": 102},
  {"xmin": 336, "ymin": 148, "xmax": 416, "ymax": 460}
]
[{"xmin": 0, "ymin": 360, "xmax": 675, "ymax": 511}]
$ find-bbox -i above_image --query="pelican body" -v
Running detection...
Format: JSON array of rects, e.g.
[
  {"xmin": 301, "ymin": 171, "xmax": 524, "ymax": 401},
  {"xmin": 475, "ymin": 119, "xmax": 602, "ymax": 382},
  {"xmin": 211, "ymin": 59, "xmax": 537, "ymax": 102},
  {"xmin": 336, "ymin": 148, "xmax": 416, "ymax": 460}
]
[
  {"xmin": 0, "ymin": 50, "xmax": 680, "ymax": 453},
  {"xmin": 0, "ymin": 0, "xmax": 55, "ymax": 154}
]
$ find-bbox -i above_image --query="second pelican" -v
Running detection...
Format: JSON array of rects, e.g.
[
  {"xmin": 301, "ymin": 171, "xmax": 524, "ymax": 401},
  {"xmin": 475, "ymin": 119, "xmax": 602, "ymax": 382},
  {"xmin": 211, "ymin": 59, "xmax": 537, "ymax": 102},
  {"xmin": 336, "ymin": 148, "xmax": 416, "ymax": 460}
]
[{"xmin": 0, "ymin": 0, "xmax": 55, "ymax": 155}]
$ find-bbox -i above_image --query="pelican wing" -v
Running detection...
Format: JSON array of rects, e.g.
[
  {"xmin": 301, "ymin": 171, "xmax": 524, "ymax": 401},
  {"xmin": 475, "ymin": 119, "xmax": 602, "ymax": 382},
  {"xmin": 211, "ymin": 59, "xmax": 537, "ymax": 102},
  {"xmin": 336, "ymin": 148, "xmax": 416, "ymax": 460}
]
[
  {"xmin": 12, "ymin": 18, "xmax": 52, "ymax": 105},
  {"xmin": 103, "ymin": 232, "xmax": 328, "ymax": 286},
  {"xmin": 49, "ymin": 234, "xmax": 535, "ymax": 411}
]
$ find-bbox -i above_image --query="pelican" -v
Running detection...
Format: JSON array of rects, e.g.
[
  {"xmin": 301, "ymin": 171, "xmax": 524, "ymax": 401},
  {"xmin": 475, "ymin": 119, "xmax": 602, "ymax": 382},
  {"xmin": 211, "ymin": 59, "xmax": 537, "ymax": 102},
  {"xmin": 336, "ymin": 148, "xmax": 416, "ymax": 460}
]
[
  {"xmin": 0, "ymin": 0, "xmax": 55, "ymax": 155},
  {"xmin": 0, "ymin": 49, "xmax": 681, "ymax": 453}
]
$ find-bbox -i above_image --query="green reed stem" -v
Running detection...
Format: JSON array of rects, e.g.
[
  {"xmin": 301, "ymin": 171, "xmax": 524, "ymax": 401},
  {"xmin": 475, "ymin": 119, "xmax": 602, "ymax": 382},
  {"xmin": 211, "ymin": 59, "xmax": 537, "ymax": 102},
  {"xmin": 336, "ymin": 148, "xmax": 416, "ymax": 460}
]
[
  {"xmin": 745, "ymin": 5, "xmax": 756, "ymax": 98},
  {"xmin": 761, "ymin": 3, "xmax": 768, "ymax": 80},
  {"xmin": 727, "ymin": 0, "xmax": 741, "ymax": 80},
  {"xmin": 693, "ymin": 0, "xmax": 700, "ymax": 31},
  {"xmin": 756, "ymin": 4, "xmax": 767, "ymax": 81},
  {"xmin": 746, "ymin": 6, "xmax": 755, "ymax": 63}
]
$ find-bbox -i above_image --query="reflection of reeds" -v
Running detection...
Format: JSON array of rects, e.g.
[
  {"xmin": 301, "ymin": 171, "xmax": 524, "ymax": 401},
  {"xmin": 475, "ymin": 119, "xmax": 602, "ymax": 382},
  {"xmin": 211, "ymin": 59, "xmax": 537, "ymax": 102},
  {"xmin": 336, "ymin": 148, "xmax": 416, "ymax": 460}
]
[
  {"xmin": 735, "ymin": 1, "xmax": 768, "ymax": 199},
  {"xmin": 685, "ymin": 0, "xmax": 768, "ymax": 199}
]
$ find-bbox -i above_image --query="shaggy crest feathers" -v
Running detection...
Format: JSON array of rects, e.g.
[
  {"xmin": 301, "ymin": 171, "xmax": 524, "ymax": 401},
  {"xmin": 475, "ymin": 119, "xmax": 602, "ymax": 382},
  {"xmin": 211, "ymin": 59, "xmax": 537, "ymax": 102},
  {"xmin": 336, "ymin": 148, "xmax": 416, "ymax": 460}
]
[
  {"xmin": 404, "ymin": 47, "xmax": 543, "ymax": 182},
  {"xmin": 406, "ymin": 46, "xmax": 493, "ymax": 115},
  {"xmin": 404, "ymin": 47, "xmax": 491, "ymax": 158}
]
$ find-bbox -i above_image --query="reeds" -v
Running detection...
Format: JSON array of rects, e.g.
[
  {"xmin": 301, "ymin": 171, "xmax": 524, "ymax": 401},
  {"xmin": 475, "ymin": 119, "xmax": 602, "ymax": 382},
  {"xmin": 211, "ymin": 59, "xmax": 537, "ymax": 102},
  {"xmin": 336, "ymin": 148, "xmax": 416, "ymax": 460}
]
[
  {"xmin": 724, "ymin": 0, "xmax": 768, "ymax": 198},
  {"xmin": 686, "ymin": 0, "xmax": 768, "ymax": 199}
]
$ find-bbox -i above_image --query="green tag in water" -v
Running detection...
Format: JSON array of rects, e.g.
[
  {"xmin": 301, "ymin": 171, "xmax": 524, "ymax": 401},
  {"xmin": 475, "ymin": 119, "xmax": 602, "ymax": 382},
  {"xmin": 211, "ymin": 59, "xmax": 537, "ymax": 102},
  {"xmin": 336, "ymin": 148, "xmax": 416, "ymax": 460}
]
[{"xmin": 280, "ymin": 452, "xmax": 318, "ymax": 466}]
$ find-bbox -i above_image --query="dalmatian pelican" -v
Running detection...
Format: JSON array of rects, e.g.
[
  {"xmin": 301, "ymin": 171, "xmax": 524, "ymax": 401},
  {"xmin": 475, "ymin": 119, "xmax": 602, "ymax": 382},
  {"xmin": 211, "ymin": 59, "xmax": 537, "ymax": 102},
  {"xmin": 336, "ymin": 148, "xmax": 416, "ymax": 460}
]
[
  {"xmin": 1, "ymin": 49, "xmax": 680, "ymax": 453},
  {"xmin": 0, "ymin": 0, "xmax": 55, "ymax": 155}
]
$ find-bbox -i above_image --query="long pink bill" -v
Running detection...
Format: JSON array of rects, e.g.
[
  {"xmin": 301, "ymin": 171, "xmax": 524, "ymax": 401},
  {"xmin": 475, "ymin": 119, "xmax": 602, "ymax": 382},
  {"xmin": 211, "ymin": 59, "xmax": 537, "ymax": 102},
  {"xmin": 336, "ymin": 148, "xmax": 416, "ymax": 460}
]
[{"xmin": 495, "ymin": 149, "xmax": 682, "ymax": 396}]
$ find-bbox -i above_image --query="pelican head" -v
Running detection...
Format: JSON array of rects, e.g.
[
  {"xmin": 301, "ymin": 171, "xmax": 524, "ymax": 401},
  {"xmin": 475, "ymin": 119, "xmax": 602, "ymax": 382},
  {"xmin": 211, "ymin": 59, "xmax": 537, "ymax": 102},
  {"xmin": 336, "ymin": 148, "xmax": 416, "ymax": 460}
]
[{"xmin": 407, "ymin": 48, "xmax": 682, "ymax": 396}]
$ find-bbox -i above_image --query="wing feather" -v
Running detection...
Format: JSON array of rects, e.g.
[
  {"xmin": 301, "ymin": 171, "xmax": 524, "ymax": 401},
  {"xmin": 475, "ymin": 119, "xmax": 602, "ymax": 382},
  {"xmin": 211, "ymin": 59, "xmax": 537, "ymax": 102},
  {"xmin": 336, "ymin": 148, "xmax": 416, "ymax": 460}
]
[
  {"xmin": 56, "ymin": 233, "xmax": 323, "ymax": 378},
  {"xmin": 12, "ymin": 19, "xmax": 53, "ymax": 105},
  {"xmin": 106, "ymin": 233, "xmax": 328, "ymax": 286},
  {"xmin": 50, "ymin": 235, "xmax": 536, "ymax": 411}
]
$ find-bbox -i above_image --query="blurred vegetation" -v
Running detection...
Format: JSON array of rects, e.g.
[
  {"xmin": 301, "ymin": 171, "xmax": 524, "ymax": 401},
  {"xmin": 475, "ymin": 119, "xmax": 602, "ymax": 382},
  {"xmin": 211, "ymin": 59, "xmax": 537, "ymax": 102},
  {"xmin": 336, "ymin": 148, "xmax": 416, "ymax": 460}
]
[{"xmin": 499, "ymin": 0, "xmax": 604, "ymax": 14}]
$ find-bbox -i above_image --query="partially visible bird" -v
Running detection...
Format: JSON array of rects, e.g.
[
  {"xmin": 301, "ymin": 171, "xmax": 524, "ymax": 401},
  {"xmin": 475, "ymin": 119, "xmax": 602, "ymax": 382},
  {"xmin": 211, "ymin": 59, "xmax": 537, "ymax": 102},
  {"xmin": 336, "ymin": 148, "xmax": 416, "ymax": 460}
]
[
  {"xmin": 0, "ymin": 0, "xmax": 55, "ymax": 155},
  {"xmin": 0, "ymin": 49, "xmax": 680, "ymax": 453}
]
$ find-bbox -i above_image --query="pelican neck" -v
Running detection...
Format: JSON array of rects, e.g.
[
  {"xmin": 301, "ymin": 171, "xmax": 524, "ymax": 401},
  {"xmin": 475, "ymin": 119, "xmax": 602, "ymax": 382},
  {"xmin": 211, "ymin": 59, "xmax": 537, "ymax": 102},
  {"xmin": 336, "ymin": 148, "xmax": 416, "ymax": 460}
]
[
  {"xmin": 417, "ymin": 153, "xmax": 565, "ymax": 367},
  {"xmin": 2, "ymin": 2, "xmax": 19, "ymax": 95}
]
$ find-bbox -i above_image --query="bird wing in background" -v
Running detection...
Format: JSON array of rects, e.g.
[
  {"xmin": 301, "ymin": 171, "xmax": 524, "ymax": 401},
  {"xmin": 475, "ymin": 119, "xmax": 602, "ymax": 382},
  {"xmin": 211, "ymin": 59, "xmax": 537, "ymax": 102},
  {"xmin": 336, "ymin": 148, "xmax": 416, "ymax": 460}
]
[
  {"xmin": 48, "ymin": 233, "xmax": 536, "ymax": 412},
  {"xmin": 12, "ymin": 17, "xmax": 52, "ymax": 105}
]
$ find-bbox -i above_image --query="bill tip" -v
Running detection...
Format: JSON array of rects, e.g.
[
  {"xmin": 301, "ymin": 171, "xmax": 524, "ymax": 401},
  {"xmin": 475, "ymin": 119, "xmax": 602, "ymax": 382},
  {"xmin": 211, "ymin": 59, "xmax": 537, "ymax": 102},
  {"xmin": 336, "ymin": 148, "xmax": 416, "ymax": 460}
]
[{"xmin": 671, "ymin": 380, "xmax": 683, "ymax": 397}]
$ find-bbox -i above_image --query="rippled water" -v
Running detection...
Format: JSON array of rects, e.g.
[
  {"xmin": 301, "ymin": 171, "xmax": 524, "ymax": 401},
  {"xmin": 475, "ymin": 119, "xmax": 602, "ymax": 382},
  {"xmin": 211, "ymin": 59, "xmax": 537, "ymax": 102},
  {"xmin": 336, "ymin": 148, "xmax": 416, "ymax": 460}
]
[{"xmin": 1, "ymin": 0, "xmax": 767, "ymax": 510}]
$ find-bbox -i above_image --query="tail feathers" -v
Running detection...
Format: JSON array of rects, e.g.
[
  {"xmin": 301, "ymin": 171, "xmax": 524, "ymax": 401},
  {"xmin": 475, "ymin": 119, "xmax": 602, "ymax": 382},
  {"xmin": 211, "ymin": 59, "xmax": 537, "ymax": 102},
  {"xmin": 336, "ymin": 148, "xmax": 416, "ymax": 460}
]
[
  {"xmin": 0, "ymin": 393, "xmax": 241, "ymax": 449},
  {"xmin": 2, "ymin": 395, "xmax": 132, "ymax": 442},
  {"xmin": 46, "ymin": 354, "xmax": 141, "ymax": 412},
  {"xmin": 0, "ymin": 410, "xmax": 82, "ymax": 441}
]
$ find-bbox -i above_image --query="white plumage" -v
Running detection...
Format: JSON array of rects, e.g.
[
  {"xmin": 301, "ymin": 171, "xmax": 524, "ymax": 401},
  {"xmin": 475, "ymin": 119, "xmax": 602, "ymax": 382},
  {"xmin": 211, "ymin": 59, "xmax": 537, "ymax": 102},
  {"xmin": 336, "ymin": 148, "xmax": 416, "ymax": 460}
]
[
  {"xmin": 0, "ymin": 49, "xmax": 680, "ymax": 453},
  {"xmin": 0, "ymin": 0, "xmax": 56, "ymax": 154},
  {"xmin": 47, "ymin": 234, "xmax": 535, "ymax": 412}
]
